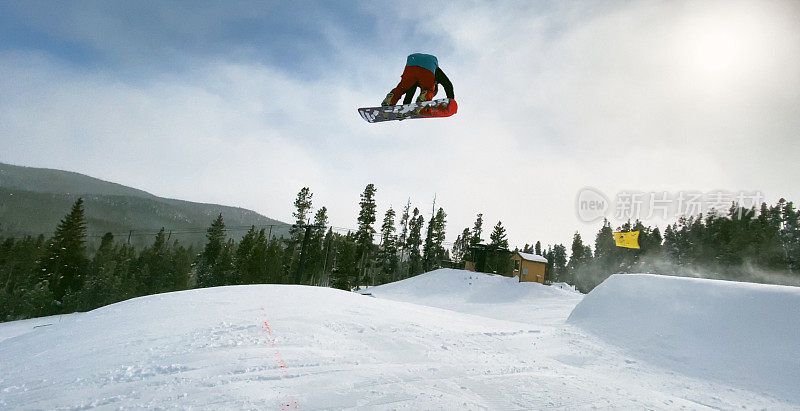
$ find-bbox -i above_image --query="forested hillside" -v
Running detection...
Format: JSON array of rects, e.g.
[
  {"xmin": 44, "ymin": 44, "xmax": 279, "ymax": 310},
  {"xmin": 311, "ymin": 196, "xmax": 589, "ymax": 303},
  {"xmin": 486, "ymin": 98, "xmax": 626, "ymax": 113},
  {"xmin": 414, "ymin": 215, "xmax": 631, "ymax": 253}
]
[{"xmin": 0, "ymin": 163, "xmax": 289, "ymax": 247}]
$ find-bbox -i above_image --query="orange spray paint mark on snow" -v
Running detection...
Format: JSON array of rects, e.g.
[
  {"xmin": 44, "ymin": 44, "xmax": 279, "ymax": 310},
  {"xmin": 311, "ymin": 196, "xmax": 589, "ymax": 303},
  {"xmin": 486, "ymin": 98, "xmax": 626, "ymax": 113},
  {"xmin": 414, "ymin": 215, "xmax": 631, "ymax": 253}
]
[{"xmin": 260, "ymin": 307, "xmax": 300, "ymax": 409}]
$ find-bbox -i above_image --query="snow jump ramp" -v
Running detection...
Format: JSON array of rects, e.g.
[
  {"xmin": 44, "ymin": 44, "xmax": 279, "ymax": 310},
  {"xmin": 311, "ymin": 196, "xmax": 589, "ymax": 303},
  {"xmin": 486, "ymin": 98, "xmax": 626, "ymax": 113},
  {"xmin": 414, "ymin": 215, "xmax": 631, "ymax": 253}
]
[{"xmin": 567, "ymin": 274, "xmax": 800, "ymax": 402}]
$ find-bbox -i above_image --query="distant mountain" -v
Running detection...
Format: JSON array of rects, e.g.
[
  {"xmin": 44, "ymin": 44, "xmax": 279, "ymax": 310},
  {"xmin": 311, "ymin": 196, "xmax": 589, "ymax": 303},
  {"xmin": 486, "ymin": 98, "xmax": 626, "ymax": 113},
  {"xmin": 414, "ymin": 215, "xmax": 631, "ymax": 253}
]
[
  {"xmin": 0, "ymin": 163, "xmax": 156, "ymax": 199},
  {"xmin": 0, "ymin": 162, "xmax": 290, "ymax": 248}
]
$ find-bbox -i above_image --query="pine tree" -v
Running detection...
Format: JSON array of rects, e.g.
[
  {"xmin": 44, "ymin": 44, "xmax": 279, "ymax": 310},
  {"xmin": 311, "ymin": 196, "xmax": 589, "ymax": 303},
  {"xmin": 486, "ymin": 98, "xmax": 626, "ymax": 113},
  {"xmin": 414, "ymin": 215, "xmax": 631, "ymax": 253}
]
[
  {"xmin": 197, "ymin": 214, "xmax": 226, "ymax": 288},
  {"xmin": 398, "ymin": 199, "xmax": 411, "ymax": 250},
  {"xmin": 568, "ymin": 232, "xmax": 588, "ymax": 270},
  {"xmin": 688, "ymin": 215, "xmax": 706, "ymax": 266},
  {"xmin": 320, "ymin": 228, "xmax": 335, "ymax": 286},
  {"xmin": 376, "ymin": 208, "xmax": 398, "ymax": 283},
  {"xmin": 243, "ymin": 229, "xmax": 268, "ymax": 284},
  {"xmin": 428, "ymin": 208, "xmax": 448, "ymax": 269},
  {"xmin": 1, "ymin": 236, "xmax": 44, "ymax": 302},
  {"xmin": 753, "ymin": 202, "xmax": 784, "ymax": 270},
  {"xmin": 422, "ymin": 213, "xmax": 436, "ymax": 271},
  {"xmin": 552, "ymin": 244, "xmax": 568, "ymax": 282},
  {"xmin": 138, "ymin": 228, "xmax": 168, "ymax": 294},
  {"xmin": 451, "ymin": 227, "xmax": 471, "ymax": 264},
  {"xmin": 355, "ymin": 184, "xmax": 377, "ymax": 286},
  {"xmin": 663, "ymin": 224, "xmax": 678, "ymax": 262},
  {"xmin": 544, "ymin": 246, "xmax": 554, "ymax": 281},
  {"xmin": 489, "ymin": 221, "xmax": 508, "ymax": 249},
  {"xmin": 452, "ymin": 235, "xmax": 462, "ymax": 264},
  {"xmin": 566, "ymin": 231, "xmax": 587, "ymax": 287},
  {"xmin": 567, "ymin": 231, "xmax": 595, "ymax": 292},
  {"xmin": 406, "ymin": 208, "xmax": 424, "ymax": 277},
  {"xmin": 288, "ymin": 187, "xmax": 314, "ymax": 277},
  {"xmin": 169, "ymin": 240, "xmax": 192, "ymax": 292},
  {"xmin": 422, "ymin": 208, "xmax": 447, "ymax": 271},
  {"xmin": 593, "ymin": 219, "xmax": 617, "ymax": 273},
  {"xmin": 234, "ymin": 226, "xmax": 257, "ymax": 285},
  {"xmin": 264, "ymin": 236, "xmax": 285, "ymax": 284},
  {"xmin": 648, "ymin": 227, "xmax": 663, "ymax": 256},
  {"xmin": 781, "ymin": 200, "xmax": 800, "ymax": 271},
  {"xmin": 330, "ymin": 233, "xmax": 357, "ymax": 290},
  {"xmin": 114, "ymin": 243, "xmax": 137, "ymax": 299},
  {"xmin": 470, "ymin": 213, "xmax": 484, "ymax": 246},
  {"xmin": 314, "ymin": 207, "xmax": 329, "ymax": 234},
  {"xmin": 306, "ymin": 207, "xmax": 329, "ymax": 285},
  {"xmin": 135, "ymin": 228, "xmax": 189, "ymax": 295},
  {"xmin": 291, "ymin": 187, "xmax": 314, "ymax": 240},
  {"xmin": 459, "ymin": 227, "xmax": 471, "ymax": 260},
  {"xmin": 75, "ymin": 232, "xmax": 116, "ymax": 310},
  {"xmin": 214, "ymin": 238, "xmax": 235, "ymax": 286},
  {"xmin": 484, "ymin": 220, "xmax": 509, "ymax": 275},
  {"xmin": 40, "ymin": 198, "xmax": 89, "ymax": 304},
  {"xmin": 535, "ymin": 241, "xmax": 542, "ymax": 255}
]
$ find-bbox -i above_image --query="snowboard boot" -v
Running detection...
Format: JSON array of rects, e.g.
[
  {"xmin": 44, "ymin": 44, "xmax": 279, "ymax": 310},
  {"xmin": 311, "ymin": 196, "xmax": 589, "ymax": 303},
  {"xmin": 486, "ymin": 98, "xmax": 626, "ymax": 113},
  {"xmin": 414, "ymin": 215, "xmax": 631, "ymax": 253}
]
[
  {"xmin": 381, "ymin": 93, "xmax": 394, "ymax": 107},
  {"xmin": 411, "ymin": 90, "xmax": 432, "ymax": 114},
  {"xmin": 416, "ymin": 89, "xmax": 432, "ymax": 104}
]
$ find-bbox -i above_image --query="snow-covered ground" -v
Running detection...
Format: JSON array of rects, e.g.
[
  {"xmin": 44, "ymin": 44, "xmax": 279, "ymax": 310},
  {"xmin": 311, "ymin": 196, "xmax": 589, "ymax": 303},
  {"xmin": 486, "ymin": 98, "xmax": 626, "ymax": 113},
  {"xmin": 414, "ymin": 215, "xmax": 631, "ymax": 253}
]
[
  {"xmin": 1, "ymin": 269, "xmax": 798, "ymax": 409},
  {"xmin": 568, "ymin": 273, "xmax": 800, "ymax": 404}
]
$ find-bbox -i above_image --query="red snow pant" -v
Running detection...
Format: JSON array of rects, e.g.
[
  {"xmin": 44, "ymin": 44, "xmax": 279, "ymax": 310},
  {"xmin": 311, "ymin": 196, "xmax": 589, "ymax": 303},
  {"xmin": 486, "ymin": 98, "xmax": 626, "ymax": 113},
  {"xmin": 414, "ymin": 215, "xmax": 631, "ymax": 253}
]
[{"xmin": 389, "ymin": 65, "xmax": 436, "ymax": 105}]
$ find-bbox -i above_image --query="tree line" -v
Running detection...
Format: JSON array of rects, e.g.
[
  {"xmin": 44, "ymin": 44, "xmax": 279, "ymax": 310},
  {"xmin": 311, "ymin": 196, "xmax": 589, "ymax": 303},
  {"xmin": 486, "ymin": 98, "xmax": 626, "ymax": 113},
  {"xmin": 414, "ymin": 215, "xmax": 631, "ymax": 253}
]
[
  {"xmin": 538, "ymin": 200, "xmax": 800, "ymax": 292},
  {"xmin": 2, "ymin": 184, "xmax": 798, "ymax": 321},
  {"xmin": 0, "ymin": 184, "xmax": 455, "ymax": 321}
]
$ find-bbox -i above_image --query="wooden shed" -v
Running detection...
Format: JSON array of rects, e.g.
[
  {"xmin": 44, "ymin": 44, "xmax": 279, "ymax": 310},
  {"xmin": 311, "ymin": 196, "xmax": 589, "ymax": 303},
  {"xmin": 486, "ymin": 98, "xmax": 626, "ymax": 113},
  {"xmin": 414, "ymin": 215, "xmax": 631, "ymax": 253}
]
[
  {"xmin": 465, "ymin": 244, "xmax": 512, "ymax": 275},
  {"xmin": 511, "ymin": 252, "xmax": 548, "ymax": 283}
]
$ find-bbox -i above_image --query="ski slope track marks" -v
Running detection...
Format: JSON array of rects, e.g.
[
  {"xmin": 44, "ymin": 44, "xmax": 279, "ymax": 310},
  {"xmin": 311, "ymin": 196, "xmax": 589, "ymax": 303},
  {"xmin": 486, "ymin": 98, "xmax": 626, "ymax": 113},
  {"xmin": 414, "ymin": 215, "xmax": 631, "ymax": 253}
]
[{"xmin": 0, "ymin": 269, "xmax": 797, "ymax": 409}]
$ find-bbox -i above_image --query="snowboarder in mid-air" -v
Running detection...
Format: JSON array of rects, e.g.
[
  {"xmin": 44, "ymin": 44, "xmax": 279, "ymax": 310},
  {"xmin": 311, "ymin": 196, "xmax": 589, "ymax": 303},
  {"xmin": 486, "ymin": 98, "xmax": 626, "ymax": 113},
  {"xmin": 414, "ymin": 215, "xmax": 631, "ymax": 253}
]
[
  {"xmin": 357, "ymin": 53, "xmax": 457, "ymax": 123},
  {"xmin": 381, "ymin": 53, "xmax": 455, "ymax": 106}
]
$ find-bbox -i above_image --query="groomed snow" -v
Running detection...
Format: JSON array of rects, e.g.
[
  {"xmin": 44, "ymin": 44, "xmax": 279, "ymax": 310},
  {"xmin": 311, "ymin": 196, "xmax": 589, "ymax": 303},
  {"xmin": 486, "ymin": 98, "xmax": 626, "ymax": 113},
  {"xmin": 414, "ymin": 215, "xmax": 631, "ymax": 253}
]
[
  {"xmin": 365, "ymin": 269, "xmax": 580, "ymax": 325},
  {"xmin": 568, "ymin": 273, "xmax": 800, "ymax": 403},
  {"xmin": 0, "ymin": 269, "xmax": 796, "ymax": 409}
]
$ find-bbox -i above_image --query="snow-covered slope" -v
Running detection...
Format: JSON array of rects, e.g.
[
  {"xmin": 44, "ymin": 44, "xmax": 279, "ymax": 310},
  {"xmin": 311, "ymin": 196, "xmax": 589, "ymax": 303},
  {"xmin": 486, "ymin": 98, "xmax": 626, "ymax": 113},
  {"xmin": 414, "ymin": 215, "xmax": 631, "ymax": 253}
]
[
  {"xmin": 0, "ymin": 283, "xmax": 540, "ymax": 409},
  {"xmin": 568, "ymin": 274, "xmax": 800, "ymax": 402},
  {"xmin": 0, "ymin": 270, "xmax": 796, "ymax": 409},
  {"xmin": 366, "ymin": 269, "xmax": 582, "ymax": 324}
]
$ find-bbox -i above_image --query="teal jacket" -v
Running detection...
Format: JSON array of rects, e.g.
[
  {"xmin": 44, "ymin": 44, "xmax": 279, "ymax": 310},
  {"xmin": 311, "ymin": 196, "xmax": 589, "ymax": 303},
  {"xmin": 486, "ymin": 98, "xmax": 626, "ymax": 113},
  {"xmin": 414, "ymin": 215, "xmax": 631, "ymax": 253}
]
[{"xmin": 406, "ymin": 53, "xmax": 438, "ymax": 74}]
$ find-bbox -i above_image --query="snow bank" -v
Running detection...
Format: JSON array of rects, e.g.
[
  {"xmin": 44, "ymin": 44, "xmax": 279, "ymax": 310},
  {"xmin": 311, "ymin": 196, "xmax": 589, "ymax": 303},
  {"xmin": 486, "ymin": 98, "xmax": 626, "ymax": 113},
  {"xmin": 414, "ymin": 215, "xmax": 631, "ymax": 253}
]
[
  {"xmin": 1, "ymin": 272, "xmax": 794, "ymax": 408},
  {"xmin": 368, "ymin": 269, "xmax": 582, "ymax": 324},
  {"xmin": 371, "ymin": 269, "xmax": 569, "ymax": 302},
  {"xmin": 0, "ymin": 283, "xmax": 541, "ymax": 409},
  {"xmin": 567, "ymin": 274, "xmax": 800, "ymax": 401},
  {"xmin": 550, "ymin": 282, "xmax": 578, "ymax": 292},
  {"xmin": 0, "ymin": 313, "xmax": 77, "ymax": 343}
]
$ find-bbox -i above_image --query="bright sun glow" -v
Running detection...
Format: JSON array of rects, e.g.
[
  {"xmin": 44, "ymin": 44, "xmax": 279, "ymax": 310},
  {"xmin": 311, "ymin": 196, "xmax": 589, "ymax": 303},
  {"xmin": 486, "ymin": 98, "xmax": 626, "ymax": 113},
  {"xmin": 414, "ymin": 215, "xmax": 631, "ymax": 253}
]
[
  {"xmin": 673, "ymin": 4, "xmax": 777, "ymax": 91},
  {"xmin": 687, "ymin": 23, "xmax": 752, "ymax": 77}
]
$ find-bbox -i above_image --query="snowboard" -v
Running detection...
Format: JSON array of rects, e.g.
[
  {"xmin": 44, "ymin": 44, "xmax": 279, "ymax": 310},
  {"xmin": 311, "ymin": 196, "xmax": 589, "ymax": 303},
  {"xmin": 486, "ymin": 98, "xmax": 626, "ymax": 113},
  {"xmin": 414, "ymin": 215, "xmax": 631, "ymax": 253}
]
[{"xmin": 358, "ymin": 98, "xmax": 457, "ymax": 123}]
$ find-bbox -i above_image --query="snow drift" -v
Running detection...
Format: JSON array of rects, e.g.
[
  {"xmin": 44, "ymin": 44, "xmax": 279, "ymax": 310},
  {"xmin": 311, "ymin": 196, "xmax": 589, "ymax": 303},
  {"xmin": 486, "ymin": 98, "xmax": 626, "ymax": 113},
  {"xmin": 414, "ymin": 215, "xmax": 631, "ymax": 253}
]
[
  {"xmin": 1, "ymin": 269, "xmax": 795, "ymax": 409},
  {"xmin": 567, "ymin": 274, "xmax": 800, "ymax": 402},
  {"xmin": 0, "ymin": 279, "xmax": 554, "ymax": 409},
  {"xmin": 369, "ymin": 269, "xmax": 574, "ymax": 303},
  {"xmin": 367, "ymin": 269, "xmax": 582, "ymax": 324}
]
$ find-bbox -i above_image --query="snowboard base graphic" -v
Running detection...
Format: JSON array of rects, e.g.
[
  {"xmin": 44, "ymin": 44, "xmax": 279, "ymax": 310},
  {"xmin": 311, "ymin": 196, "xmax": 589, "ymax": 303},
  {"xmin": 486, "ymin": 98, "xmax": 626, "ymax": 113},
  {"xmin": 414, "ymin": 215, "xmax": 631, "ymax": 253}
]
[{"xmin": 358, "ymin": 99, "xmax": 458, "ymax": 123}]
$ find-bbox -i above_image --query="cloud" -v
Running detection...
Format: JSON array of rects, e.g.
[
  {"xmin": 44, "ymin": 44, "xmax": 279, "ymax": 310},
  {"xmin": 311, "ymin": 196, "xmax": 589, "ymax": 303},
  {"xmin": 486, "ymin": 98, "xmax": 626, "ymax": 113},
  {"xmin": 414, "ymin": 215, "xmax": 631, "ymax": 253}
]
[
  {"xmin": 405, "ymin": 0, "xmax": 800, "ymax": 244},
  {"xmin": 1, "ymin": 1, "xmax": 799, "ymax": 251}
]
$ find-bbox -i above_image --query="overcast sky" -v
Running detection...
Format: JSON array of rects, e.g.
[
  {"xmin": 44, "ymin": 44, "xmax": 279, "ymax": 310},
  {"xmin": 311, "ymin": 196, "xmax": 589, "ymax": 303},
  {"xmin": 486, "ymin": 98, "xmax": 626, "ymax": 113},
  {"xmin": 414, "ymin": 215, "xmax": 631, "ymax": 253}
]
[{"xmin": 1, "ymin": 1, "xmax": 799, "ymax": 249}]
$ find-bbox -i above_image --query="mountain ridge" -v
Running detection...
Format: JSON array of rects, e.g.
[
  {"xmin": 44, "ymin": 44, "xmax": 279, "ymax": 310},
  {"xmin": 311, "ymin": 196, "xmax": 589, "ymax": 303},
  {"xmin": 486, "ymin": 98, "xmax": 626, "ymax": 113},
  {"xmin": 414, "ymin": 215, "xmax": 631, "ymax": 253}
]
[
  {"xmin": 0, "ymin": 162, "xmax": 157, "ymax": 199},
  {"xmin": 0, "ymin": 162, "xmax": 290, "ymax": 247}
]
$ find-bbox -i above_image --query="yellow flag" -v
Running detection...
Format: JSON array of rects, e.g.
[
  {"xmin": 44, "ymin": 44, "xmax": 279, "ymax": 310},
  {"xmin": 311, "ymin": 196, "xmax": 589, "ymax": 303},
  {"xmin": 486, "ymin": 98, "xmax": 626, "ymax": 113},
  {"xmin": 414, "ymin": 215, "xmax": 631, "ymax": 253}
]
[{"xmin": 613, "ymin": 231, "xmax": 640, "ymax": 249}]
